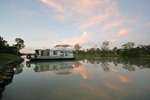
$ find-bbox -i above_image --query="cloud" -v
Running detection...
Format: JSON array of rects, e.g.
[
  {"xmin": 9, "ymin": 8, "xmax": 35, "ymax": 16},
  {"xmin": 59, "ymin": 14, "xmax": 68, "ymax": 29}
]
[
  {"xmin": 41, "ymin": 0, "xmax": 64, "ymax": 13},
  {"xmin": 103, "ymin": 17, "xmax": 138, "ymax": 30},
  {"xmin": 41, "ymin": 0, "xmax": 124, "ymax": 29},
  {"xmin": 116, "ymin": 29, "xmax": 132, "ymax": 37},
  {"xmin": 104, "ymin": 20, "xmax": 124, "ymax": 30},
  {"xmin": 20, "ymin": 46, "xmax": 35, "ymax": 53},
  {"xmin": 103, "ymin": 20, "xmax": 124, "ymax": 30},
  {"xmin": 32, "ymin": 33, "xmax": 58, "ymax": 41},
  {"xmin": 111, "ymin": 39, "xmax": 119, "ymax": 42},
  {"xmin": 63, "ymin": 32, "xmax": 94, "ymax": 46},
  {"xmin": 145, "ymin": 22, "xmax": 150, "ymax": 27}
]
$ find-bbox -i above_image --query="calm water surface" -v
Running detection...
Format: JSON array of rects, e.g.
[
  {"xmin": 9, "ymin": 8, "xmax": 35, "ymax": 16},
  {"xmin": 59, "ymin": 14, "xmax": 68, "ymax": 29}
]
[{"xmin": 1, "ymin": 58, "xmax": 150, "ymax": 100}]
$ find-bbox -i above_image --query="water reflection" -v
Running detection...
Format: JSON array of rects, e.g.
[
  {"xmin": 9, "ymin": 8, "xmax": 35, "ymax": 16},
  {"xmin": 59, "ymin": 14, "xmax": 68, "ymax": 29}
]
[
  {"xmin": 26, "ymin": 61, "xmax": 81, "ymax": 75},
  {"xmin": 14, "ymin": 64, "xmax": 24, "ymax": 74},
  {"xmin": 85, "ymin": 57, "xmax": 150, "ymax": 71},
  {"xmin": 2, "ymin": 58, "xmax": 150, "ymax": 100}
]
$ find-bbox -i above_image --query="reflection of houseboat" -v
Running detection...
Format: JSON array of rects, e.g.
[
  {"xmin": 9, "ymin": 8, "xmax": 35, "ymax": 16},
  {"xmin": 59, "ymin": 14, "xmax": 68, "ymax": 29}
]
[
  {"xmin": 27, "ymin": 44, "xmax": 75, "ymax": 61},
  {"xmin": 26, "ymin": 61, "xmax": 80, "ymax": 75}
]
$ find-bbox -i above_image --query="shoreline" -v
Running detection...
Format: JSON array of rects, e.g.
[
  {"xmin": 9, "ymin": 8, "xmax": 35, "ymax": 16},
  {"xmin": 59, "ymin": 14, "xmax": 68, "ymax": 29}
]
[{"xmin": 0, "ymin": 58, "xmax": 24, "ymax": 95}]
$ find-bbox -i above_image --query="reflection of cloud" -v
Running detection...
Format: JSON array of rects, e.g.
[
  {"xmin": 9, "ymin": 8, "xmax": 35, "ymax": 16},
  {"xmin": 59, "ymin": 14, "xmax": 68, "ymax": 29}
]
[
  {"xmin": 114, "ymin": 73, "xmax": 132, "ymax": 83},
  {"xmin": 80, "ymin": 82, "xmax": 111, "ymax": 100},
  {"xmin": 111, "ymin": 69, "xmax": 120, "ymax": 72},
  {"xmin": 81, "ymin": 73, "xmax": 87, "ymax": 79},
  {"xmin": 73, "ymin": 65, "xmax": 93, "ymax": 80},
  {"xmin": 104, "ymin": 81, "xmax": 126, "ymax": 93}
]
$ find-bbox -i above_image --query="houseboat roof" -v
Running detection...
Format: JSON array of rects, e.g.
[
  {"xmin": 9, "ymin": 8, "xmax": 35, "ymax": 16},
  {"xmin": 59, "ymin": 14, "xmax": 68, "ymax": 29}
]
[
  {"xmin": 35, "ymin": 47, "xmax": 73, "ymax": 51},
  {"xmin": 51, "ymin": 47, "xmax": 73, "ymax": 51}
]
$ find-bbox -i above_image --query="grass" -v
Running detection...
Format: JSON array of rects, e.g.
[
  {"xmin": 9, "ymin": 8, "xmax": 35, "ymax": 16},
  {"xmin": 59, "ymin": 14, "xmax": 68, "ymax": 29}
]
[{"xmin": 0, "ymin": 53, "xmax": 21, "ymax": 65}]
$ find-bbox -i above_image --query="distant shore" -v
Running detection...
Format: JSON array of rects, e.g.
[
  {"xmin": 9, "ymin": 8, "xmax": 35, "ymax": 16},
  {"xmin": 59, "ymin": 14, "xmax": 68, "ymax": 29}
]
[{"xmin": 74, "ymin": 54, "xmax": 150, "ymax": 58}]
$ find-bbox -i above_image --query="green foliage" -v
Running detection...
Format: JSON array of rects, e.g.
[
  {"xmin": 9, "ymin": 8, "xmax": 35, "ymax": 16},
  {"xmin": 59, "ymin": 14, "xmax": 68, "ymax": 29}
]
[
  {"xmin": 120, "ymin": 42, "xmax": 139, "ymax": 57},
  {"xmin": 0, "ymin": 36, "xmax": 25, "ymax": 55},
  {"xmin": 14, "ymin": 38, "xmax": 25, "ymax": 50},
  {"xmin": 101, "ymin": 41, "xmax": 110, "ymax": 57},
  {"xmin": 73, "ymin": 41, "xmax": 150, "ymax": 58},
  {"xmin": 74, "ymin": 44, "xmax": 82, "ymax": 54}
]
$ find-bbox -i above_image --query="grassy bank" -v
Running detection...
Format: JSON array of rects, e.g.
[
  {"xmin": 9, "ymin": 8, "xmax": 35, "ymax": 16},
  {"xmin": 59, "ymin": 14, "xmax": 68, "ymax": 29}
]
[{"xmin": 0, "ymin": 54, "xmax": 21, "ymax": 65}]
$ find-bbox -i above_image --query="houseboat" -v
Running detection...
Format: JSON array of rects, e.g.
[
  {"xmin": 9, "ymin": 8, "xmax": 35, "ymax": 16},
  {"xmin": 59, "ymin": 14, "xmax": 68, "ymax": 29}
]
[{"xmin": 26, "ymin": 45, "xmax": 75, "ymax": 61}]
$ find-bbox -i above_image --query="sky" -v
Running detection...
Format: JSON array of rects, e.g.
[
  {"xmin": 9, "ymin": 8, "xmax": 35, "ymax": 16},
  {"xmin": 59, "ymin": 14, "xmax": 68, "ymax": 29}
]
[{"xmin": 0, "ymin": 0, "xmax": 150, "ymax": 53}]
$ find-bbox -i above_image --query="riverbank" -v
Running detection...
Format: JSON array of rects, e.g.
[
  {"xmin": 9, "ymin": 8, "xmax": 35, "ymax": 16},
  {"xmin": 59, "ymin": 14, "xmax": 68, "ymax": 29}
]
[
  {"xmin": 0, "ymin": 54, "xmax": 24, "ymax": 95},
  {"xmin": 0, "ymin": 54, "xmax": 21, "ymax": 65}
]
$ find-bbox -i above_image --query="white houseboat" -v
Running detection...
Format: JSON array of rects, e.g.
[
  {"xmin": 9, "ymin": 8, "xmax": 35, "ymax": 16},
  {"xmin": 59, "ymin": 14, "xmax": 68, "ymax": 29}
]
[{"xmin": 26, "ymin": 44, "xmax": 75, "ymax": 61}]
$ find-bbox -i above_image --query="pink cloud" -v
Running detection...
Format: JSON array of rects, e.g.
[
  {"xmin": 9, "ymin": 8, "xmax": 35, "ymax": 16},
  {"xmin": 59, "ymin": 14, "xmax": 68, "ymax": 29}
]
[
  {"xmin": 116, "ymin": 29, "xmax": 132, "ymax": 37},
  {"xmin": 41, "ymin": 0, "xmax": 64, "ymax": 13},
  {"xmin": 104, "ymin": 20, "xmax": 124, "ymax": 30},
  {"xmin": 33, "ymin": 33, "xmax": 58, "ymax": 41},
  {"xmin": 20, "ymin": 46, "xmax": 35, "ymax": 53},
  {"xmin": 63, "ymin": 32, "xmax": 94, "ymax": 46},
  {"xmin": 111, "ymin": 39, "xmax": 119, "ymax": 42},
  {"xmin": 103, "ymin": 16, "xmax": 138, "ymax": 30},
  {"xmin": 145, "ymin": 22, "xmax": 150, "ymax": 27},
  {"xmin": 41, "ymin": 0, "xmax": 124, "ymax": 29}
]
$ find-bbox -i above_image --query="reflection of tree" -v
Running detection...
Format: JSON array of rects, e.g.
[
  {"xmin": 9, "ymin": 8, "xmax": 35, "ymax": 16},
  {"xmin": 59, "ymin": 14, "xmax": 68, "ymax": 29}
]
[
  {"xmin": 14, "ymin": 64, "xmax": 24, "ymax": 74},
  {"xmin": 73, "ymin": 61, "xmax": 81, "ymax": 68},
  {"xmin": 100, "ymin": 58, "xmax": 110, "ymax": 72},
  {"xmin": 85, "ymin": 57, "xmax": 150, "ymax": 72},
  {"xmin": 86, "ymin": 58, "xmax": 110, "ymax": 72},
  {"xmin": 119, "ymin": 58, "xmax": 136, "ymax": 71}
]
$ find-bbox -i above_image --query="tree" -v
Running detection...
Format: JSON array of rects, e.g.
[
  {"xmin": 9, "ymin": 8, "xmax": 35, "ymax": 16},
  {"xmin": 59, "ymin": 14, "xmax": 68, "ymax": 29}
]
[
  {"xmin": 112, "ymin": 47, "xmax": 118, "ymax": 55},
  {"xmin": 74, "ymin": 44, "xmax": 81, "ymax": 54},
  {"xmin": 101, "ymin": 41, "xmax": 109, "ymax": 57},
  {"xmin": 14, "ymin": 38, "xmax": 25, "ymax": 55},
  {"xmin": 0, "ymin": 36, "xmax": 8, "ymax": 49},
  {"xmin": 122, "ymin": 42, "xmax": 135, "ymax": 49},
  {"xmin": 121, "ymin": 42, "xmax": 138, "ymax": 57}
]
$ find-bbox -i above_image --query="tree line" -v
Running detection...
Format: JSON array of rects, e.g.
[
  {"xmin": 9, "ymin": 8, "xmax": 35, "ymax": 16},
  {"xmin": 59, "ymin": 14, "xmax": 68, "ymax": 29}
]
[
  {"xmin": 0, "ymin": 36, "xmax": 25, "ymax": 55},
  {"xmin": 73, "ymin": 41, "xmax": 150, "ymax": 57}
]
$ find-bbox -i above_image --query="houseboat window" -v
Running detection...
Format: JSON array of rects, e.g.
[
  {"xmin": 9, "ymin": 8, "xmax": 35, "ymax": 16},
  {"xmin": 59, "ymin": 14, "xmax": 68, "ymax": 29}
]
[
  {"xmin": 35, "ymin": 50, "xmax": 39, "ymax": 55},
  {"xmin": 65, "ymin": 52, "xmax": 68, "ymax": 56},
  {"xmin": 53, "ymin": 51, "xmax": 57, "ymax": 55},
  {"xmin": 41, "ymin": 50, "xmax": 49, "ymax": 56}
]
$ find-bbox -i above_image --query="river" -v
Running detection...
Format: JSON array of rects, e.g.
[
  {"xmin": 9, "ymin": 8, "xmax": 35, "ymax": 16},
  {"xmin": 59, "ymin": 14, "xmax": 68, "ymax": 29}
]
[{"xmin": 1, "ymin": 58, "xmax": 150, "ymax": 100}]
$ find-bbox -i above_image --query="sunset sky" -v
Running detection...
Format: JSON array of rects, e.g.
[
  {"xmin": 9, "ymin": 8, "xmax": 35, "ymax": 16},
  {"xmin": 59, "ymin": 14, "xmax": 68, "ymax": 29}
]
[{"xmin": 0, "ymin": 0, "xmax": 150, "ymax": 53}]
